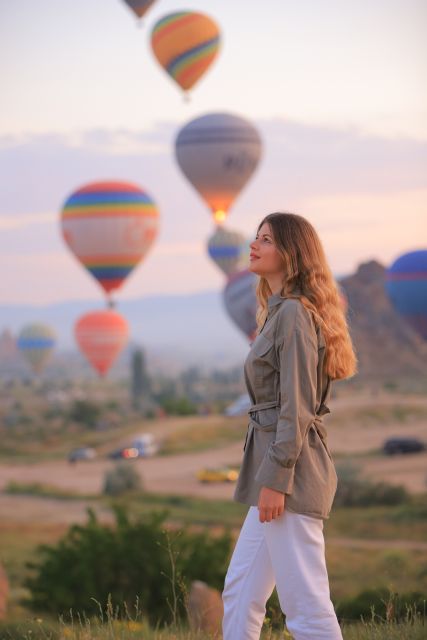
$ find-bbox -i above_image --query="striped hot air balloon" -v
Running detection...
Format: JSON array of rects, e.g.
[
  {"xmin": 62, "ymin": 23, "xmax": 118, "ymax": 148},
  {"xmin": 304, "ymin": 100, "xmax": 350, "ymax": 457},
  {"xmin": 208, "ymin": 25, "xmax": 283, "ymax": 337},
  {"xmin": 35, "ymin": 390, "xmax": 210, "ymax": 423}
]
[
  {"xmin": 75, "ymin": 310, "xmax": 129, "ymax": 377},
  {"xmin": 385, "ymin": 249, "xmax": 427, "ymax": 340},
  {"xmin": 223, "ymin": 270, "xmax": 258, "ymax": 341},
  {"xmin": 17, "ymin": 323, "xmax": 56, "ymax": 374},
  {"xmin": 150, "ymin": 11, "xmax": 221, "ymax": 95},
  {"xmin": 207, "ymin": 226, "xmax": 246, "ymax": 277},
  {"xmin": 121, "ymin": 0, "xmax": 156, "ymax": 20},
  {"xmin": 175, "ymin": 113, "xmax": 262, "ymax": 223},
  {"xmin": 60, "ymin": 181, "xmax": 159, "ymax": 302}
]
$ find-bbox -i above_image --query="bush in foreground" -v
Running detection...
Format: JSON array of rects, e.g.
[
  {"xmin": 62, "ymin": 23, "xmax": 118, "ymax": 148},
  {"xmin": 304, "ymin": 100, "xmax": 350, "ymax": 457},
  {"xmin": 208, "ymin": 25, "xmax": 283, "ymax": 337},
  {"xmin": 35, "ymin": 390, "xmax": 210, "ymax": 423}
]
[{"xmin": 25, "ymin": 507, "xmax": 232, "ymax": 626}]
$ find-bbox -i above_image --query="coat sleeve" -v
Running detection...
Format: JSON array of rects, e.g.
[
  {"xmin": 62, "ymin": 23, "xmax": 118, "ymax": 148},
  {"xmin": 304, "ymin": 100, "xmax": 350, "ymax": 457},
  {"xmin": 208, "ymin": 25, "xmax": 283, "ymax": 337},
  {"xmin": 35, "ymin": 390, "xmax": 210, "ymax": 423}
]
[{"xmin": 254, "ymin": 302, "xmax": 318, "ymax": 494}]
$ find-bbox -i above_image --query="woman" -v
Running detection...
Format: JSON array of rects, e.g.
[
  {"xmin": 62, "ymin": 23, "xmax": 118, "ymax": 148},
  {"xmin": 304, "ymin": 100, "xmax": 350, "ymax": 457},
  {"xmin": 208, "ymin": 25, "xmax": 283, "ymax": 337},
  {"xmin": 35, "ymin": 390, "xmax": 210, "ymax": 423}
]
[{"xmin": 222, "ymin": 213, "xmax": 357, "ymax": 640}]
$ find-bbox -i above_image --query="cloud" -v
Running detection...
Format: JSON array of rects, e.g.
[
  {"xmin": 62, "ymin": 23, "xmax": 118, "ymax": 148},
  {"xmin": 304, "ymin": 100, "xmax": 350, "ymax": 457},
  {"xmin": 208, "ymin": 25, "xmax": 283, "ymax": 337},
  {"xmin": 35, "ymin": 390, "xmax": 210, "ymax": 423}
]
[
  {"xmin": 0, "ymin": 117, "xmax": 425, "ymax": 218},
  {"xmin": 0, "ymin": 212, "xmax": 55, "ymax": 231}
]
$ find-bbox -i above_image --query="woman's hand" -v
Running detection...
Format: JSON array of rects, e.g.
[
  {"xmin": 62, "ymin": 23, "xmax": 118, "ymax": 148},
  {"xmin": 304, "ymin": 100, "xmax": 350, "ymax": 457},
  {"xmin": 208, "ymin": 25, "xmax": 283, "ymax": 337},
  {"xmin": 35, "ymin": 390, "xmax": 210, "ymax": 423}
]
[{"xmin": 258, "ymin": 486, "xmax": 285, "ymax": 522}]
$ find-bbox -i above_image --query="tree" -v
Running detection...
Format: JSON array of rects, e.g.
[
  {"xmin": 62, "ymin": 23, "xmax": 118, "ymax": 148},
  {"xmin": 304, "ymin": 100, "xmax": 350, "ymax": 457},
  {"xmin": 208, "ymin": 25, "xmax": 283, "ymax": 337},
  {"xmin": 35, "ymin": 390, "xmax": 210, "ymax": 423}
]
[{"xmin": 131, "ymin": 348, "xmax": 150, "ymax": 411}]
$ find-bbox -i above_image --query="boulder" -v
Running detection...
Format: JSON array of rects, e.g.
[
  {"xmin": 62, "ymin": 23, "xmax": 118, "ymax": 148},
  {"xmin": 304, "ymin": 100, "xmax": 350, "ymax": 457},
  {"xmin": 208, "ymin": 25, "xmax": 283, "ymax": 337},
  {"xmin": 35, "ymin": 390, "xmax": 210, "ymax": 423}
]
[
  {"xmin": 187, "ymin": 580, "xmax": 223, "ymax": 636},
  {"xmin": 0, "ymin": 563, "xmax": 9, "ymax": 619}
]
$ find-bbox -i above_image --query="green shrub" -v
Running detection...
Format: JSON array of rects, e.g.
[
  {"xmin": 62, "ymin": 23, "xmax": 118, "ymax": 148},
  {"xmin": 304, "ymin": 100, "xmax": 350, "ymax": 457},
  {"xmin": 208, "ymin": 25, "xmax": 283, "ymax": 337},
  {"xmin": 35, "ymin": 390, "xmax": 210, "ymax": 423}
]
[
  {"xmin": 25, "ymin": 507, "xmax": 232, "ymax": 626},
  {"xmin": 160, "ymin": 396, "xmax": 197, "ymax": 416},
  {"xmin": 334, "ymin": 465, "xmax": 409, "ymax": 507},
  {"xmin": 68, "ymin": 399, "xmax": 101, "ymax": 429},
  {"xmin": 336, "ymin": 587, "xmax": 426, "ymax": 622},
  {"xmin": 103, "ymin": 463, "xmax": 143, "ymax": 496}
]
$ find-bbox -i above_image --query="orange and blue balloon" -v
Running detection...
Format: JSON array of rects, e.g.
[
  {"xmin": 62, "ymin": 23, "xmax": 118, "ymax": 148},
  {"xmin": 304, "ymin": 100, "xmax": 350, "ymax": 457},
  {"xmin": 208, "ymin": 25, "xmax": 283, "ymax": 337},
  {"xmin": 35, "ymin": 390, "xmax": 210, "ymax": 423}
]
[
  {"xmin": 60, "ymin": 181, "xmax": 159, "ymax": 300},
  {"xmin": 17, "ymin": 323, "xmax": 56, "ymax": 374},
  {"xmin": 151, "ymin": 11, "xmax": 221, "ymax": 94},
  {"xmin": 386, "ymin": 250, "xmax": 427, "ymax": 340}
]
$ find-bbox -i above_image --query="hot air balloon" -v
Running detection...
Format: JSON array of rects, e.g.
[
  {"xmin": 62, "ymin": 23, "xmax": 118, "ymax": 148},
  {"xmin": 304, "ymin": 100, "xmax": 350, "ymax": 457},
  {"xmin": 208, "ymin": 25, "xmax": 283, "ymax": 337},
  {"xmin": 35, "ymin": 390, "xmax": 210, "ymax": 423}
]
[
  {"xmin": 17, "ymin": 323, "xmax": 56, "ymax": 374},
  {"xmin": 175, "ymin": 113, "xmax": 262, "ymax": 224},
  {"xmin": 385, "ymin": 249, "xmax": 427, "ymax": 340},
  {"xmin": 223, "ymin": 270, "xmax": 258, "ymax": 341},
  {"xmin": 122, "ymin": 0, "xmax": 156, "ymax": 20},
  {"xmin": 151, "ymin": 11, "xmax": 221, "ymax": 95},
  {"xmin": 75, "ymin": 310, "xmax": 129, "ymax": 377},
  {"xmin": 60, "ymin": 181, "xmax": 159, "ymax": 302},
  {"xmin": 207, "ymin": 226, "xmax": 246, "ymax": 277}
]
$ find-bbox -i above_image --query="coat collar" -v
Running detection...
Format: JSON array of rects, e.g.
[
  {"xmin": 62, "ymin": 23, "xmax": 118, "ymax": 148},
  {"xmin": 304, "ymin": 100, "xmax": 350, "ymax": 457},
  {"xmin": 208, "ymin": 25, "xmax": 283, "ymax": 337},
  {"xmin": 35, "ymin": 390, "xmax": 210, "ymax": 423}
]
[{"xmin": 267, "ymin": 288, "xmax": 302, "ymax": 309}]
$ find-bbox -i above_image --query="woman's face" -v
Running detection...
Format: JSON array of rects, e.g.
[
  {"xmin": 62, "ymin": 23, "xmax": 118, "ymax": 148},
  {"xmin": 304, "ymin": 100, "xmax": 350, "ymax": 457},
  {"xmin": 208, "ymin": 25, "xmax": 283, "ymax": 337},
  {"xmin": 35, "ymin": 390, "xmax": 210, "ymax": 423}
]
[{"xmin": 249, "ymin": 222, "xmax": 284, "ymax": 278}]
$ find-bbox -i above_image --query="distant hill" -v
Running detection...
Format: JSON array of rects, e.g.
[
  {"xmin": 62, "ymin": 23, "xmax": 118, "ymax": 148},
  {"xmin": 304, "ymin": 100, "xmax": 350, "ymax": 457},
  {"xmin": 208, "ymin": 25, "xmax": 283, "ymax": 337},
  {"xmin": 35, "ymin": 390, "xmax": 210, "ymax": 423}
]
[
  {"xmin": 341, "ymin": 260, "xmax": 427, "ymax": 379},
  {"xmin": 1, "ymin": 261, "xmax": 426, "ymax": 380}
]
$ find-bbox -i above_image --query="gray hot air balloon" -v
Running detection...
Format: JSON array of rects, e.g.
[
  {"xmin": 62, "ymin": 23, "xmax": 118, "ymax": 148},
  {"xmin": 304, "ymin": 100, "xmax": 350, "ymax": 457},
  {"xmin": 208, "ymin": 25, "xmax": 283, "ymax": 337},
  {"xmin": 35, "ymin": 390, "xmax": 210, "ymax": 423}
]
[
  {"xmin": 223, "ymin": 269, "xmax": 258, "ymax": 341},
  {"xmin": 175, "ymin": 112, "xmax": 262, "ymax": 224}
]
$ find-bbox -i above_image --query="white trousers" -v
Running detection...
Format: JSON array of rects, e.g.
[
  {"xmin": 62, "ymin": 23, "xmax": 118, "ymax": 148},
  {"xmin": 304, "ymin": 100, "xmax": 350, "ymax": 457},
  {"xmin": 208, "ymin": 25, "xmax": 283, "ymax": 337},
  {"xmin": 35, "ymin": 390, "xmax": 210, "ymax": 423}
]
[{"xmin": 222, "ymin": 507, "xmax": 342, "ymax": 640}]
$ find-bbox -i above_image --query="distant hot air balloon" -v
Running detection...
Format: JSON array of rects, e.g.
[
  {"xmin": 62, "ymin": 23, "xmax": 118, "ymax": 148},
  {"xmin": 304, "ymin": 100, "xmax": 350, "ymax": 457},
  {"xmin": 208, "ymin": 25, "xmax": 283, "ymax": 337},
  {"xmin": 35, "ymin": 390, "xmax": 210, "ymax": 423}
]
[
  {"xmin": 75, "ymin": 310, "xmax": 129, "ymax": 377},
  {"xmin": 60, "ymin": 181, "xmax": 159, "ymax": 302},
  {"xmin": 17, "ymin": 323, "xmax": 56, "ymax": 374},
  {"xmin": 207, "ymin": 226, "xmax": 246, "ymax": 277},
  {"xmin": 385, "ymin": 249, "xmax": 427, "ymax": 340},
  {"xmin": 122, "ymin": 0, "xmax": 156, "ymax": 20},
  {"xmin": 151, "ymin": 11, "xmax": 221, "ymax": 95},
  {"xmin": 175, "ymin": 113, "xmax": 262, "ymax": 223},
  {"xmin": 223, "ymin": 270, "xmax": 258, "ymax": 341},
  {"xmin": 237, "ymin": 238, "xmax": 251, "ymax": 272}
]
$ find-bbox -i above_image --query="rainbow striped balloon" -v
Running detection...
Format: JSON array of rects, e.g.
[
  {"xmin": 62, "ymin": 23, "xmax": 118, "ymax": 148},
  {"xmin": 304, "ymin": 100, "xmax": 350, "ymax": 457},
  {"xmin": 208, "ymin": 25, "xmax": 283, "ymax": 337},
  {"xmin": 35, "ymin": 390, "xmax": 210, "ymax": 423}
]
[
  {"xmin": 60, "ymin": 181, "xmax": 159, "ymax": 299},
  {"xmin": 151, "ymin": 11, "xmax": 221, "ymax": 93}
]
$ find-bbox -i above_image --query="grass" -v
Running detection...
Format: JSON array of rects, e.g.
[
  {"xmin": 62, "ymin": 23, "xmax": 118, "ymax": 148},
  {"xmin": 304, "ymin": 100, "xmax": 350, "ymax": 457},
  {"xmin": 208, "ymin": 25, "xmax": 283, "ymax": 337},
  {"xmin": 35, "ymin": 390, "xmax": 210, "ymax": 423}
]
[
  {"xmin": 159, "ymin": 417, "xmax": 246, "ymax": 455},
  {"xmin": 4, "ymin": 482, "xmax": 98, "ymax": 501},
  {"xmin": 0, "ymin": 612, "xmax": 426, "ymax": 640}
]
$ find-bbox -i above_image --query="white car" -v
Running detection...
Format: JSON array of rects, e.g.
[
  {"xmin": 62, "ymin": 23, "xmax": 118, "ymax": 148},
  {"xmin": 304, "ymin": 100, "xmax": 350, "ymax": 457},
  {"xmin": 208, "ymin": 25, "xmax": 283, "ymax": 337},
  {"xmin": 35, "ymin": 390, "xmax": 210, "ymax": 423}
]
[{"xmin": 131, "ymin": 433, "xmax": 159, "ymax": 457}]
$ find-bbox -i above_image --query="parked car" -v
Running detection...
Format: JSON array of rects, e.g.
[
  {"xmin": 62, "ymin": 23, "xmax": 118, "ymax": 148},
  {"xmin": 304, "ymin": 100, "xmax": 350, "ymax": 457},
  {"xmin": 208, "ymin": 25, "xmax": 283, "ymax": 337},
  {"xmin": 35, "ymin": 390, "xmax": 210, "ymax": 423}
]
[
  {"xmin": 196, "ymin": 466, "xmax": 239, "ymax": 483},
  {"xmin": 68, "ymin": 447, "xmax": 97, "ymax": 464},
  {"xmin": 131, "ymin": 433, "xmax": 159, "ymax": 457},
  {"xmin": 108, "ymin": 446, "xmax": 140, "ymax": 460},
  {"xmin": 108, "ymin": 434, "xmax": 159, "ymax": 460},
  {"xmin": 382, "ymin": 438, "xmax": 426, "ymax": 455}
]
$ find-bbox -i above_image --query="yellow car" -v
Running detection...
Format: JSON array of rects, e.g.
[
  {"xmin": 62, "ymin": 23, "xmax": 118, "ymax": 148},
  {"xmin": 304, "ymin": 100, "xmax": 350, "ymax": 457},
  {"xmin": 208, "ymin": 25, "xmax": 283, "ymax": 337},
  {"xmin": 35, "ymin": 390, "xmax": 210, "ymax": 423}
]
[{"xmin": 196, "ymin": 466, "xmax": 239, "ymax": 483}]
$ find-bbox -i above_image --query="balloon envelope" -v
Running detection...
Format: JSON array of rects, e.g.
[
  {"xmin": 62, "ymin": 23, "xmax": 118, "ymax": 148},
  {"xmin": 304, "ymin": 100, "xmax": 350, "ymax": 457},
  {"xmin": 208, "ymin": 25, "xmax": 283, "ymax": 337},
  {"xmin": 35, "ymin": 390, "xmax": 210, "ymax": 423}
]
[
  {"xmin": 122, "ymin": 0, "xmax": 156, "ymax": 19},
  {"xmin": 223, "ymin": 270, "xmax": 258, "ymax": 341},
  {"xmin": 60, "ymin": 181, "xmax": 159, "ymax": 299},
  {"xmin": 208, "ymin": 226, "xmax": 246, "ymax": 277},
  {"xmin": 385, "ymin": 250, "xmax": 427, "ymax": 340},
  {"xmin": 175, "ymin": 113, "xmax": 262, "ymax": 223},
  {"xmin": 75, "ymin": 310, "xmax": 129, "ymax": 377},
  {"xmin": 151, "ymin": 11, "xmax": 221, "ymax": 93},
  {"xmin": 17, "ymin": 323, "xmax": 56, "ymax": 373}
]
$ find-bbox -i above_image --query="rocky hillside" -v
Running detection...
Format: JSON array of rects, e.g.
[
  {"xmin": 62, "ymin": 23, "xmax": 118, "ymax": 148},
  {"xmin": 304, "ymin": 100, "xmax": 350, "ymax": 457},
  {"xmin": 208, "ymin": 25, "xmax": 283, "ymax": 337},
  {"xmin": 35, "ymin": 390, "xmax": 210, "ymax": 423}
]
[{"xmin": 340, "ymin": 260, "xmax": 427, "ymax": 379}]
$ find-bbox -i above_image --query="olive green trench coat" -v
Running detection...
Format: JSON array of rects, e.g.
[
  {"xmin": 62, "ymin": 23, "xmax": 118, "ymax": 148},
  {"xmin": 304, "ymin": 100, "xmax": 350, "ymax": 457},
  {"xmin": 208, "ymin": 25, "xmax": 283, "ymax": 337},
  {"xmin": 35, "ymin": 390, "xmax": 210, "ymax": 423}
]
[{"xmin": 233, "ymin": 293, "xmax": 338, "ymax": 519}]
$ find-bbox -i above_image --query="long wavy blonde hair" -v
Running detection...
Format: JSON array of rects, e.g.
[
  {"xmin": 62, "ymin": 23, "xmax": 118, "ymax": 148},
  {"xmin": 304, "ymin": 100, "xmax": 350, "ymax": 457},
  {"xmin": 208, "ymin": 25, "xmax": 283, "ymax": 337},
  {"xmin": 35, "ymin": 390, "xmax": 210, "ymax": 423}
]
[{"xmin": 255, "ymin": 212, "xmax": 357, "ymax": 380}]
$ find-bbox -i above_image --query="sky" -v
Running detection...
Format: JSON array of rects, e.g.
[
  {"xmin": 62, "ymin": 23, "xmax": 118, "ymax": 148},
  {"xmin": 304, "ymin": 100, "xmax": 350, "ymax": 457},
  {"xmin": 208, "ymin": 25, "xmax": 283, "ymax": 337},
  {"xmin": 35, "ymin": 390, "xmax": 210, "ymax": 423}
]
[{"xmin": 0, "ymin": 0, "xmax": 426, "ymax": 305}]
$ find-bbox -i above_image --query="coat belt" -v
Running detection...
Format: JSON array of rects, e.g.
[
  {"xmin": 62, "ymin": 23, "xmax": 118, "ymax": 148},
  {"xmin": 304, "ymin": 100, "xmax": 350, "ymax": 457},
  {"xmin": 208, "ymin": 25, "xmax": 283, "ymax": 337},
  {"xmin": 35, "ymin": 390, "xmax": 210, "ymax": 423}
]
[{"xmin": 246, "ymin": 400, "xmax": 330, "ymax": 443}]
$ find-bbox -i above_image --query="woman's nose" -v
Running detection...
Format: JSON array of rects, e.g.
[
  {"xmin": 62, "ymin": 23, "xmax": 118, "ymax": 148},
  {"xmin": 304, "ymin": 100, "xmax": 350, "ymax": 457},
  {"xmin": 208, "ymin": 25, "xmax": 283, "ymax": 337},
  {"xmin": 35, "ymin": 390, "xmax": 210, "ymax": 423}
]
[{"xmin": 250, "ymin": 239, "xmax": 257, "ymax": 250}]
